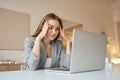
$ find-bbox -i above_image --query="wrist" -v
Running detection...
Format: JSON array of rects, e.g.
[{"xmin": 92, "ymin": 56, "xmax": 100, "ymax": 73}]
[
  {"xmin": 65, "ymin": 37, "xmax": 70, "ymax": 42},
  {"xmin": 36, "ymin": 36, "xmax": 42, "ymax": 41}
]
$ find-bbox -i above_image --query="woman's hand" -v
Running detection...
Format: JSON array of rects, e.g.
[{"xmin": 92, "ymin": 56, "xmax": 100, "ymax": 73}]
[
  {"xmin": 59, "ymin": 27, "xmax": 70, "ymax": 42},
  {"xmin": 32, "ymin": 21, "xmax": 49, "ymax": 56},
  {"xmin": 59, "ymin": 27, "xmax": 71, "ymax": 55},
  {"xmin": 37, "ymin": 21, "xmax": 49, "ymax": 40}
]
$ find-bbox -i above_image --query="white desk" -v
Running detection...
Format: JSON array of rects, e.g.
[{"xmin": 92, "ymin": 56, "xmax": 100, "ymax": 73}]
[{"xmin": 0, "ymin": 64, "xmax": 120, "ymax": 80}]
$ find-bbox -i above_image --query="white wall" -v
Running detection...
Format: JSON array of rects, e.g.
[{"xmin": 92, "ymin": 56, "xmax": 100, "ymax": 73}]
[{"xmin": 0, "ymin": 0, "xmax": 116, "ymax": 61}]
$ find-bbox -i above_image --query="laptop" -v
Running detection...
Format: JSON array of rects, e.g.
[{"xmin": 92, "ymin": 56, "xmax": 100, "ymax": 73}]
[{"xmin": 46, "ymin": 29, "xmax": 107, "ymax": 73}]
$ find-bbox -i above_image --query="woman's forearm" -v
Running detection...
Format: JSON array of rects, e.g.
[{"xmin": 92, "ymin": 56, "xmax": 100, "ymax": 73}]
[
  {"xmin": 63, "ymin": 35, "xmax": 71, "ymax": 55},
  {"xmin": 32, "ymin": 38, "xmax": 42, "ymax": 57},
  {"xmin": 66, "ymin": 40, "xmax": 71, "ymax": 55}
]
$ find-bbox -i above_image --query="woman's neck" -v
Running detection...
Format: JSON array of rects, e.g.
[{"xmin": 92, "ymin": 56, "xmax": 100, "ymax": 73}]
[{"xmin": 43, "ymin": 36, "xmax": 51, "ymax": 45}]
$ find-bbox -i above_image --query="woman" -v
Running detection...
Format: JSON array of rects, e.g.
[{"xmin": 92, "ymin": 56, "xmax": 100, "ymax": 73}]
[{"xmin": 24, "ymin": 13, "xmax": 71, "ymax": 70}]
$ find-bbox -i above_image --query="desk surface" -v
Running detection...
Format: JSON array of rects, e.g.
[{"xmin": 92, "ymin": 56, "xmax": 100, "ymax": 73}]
[{"xmin": 0, "ymin": 64, "xmax": 120, "ymax": 80}]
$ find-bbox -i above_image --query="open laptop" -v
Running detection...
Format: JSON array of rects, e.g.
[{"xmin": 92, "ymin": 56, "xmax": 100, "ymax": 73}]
[{"xmin": 46, "ymin": 29, "xmax": 107, "ymax": 73}]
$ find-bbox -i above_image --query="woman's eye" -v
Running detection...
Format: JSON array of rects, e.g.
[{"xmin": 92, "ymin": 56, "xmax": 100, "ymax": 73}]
[
  {"xmin": 49, "ymin": 26, "xmax": 53, "ymax": 29},
  {"xmin": 56, "ymin": 28, "xmax": 60, "ymax": 31}
]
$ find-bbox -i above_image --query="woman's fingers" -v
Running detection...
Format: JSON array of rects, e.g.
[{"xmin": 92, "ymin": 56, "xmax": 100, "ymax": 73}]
[
  {"xmin": 60, "ymin": 27, "xmax": 64, "ymax": 35},
  {"xmin": 59, "ymin": 27, "xmax": 70, "ymax": 41},
  {"xmin": 37, "ymin": 21, "xmax": 49, "ymax": 39},
  {"xmin": 59, "ymin": 27, "xmax": 66, "ymax": 40},
  {"xmin": 43, "ymin": 21, "xmax": 49, "ymax": 33}
]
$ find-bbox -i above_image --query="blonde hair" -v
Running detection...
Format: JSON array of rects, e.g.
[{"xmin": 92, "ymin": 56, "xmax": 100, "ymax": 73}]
[{"xmin": 31, "ymin": 13, "xmax": 63, "ymax": 40}]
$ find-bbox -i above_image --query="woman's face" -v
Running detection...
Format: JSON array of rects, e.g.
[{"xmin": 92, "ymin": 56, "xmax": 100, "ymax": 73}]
[{"xmin": 46, "ymin": 19, "xmax": 60, "ymax": 40}]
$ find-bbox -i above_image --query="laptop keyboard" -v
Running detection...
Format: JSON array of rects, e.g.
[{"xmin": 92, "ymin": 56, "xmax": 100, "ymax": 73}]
[{"xmin": 49, "ymin": 68, "xmax": 69, "ymax": 71}]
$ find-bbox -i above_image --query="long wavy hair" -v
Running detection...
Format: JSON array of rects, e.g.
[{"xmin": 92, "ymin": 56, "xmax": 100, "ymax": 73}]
[{"xmin": 31, "ymin": 13, "xmax": 63, "ymax": 40}]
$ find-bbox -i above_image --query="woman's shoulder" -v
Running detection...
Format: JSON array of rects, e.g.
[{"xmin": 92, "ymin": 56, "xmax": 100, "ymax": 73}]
[{"xmin": 25, "ymin": 37, "xmax": 35, "ymax": 42}]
